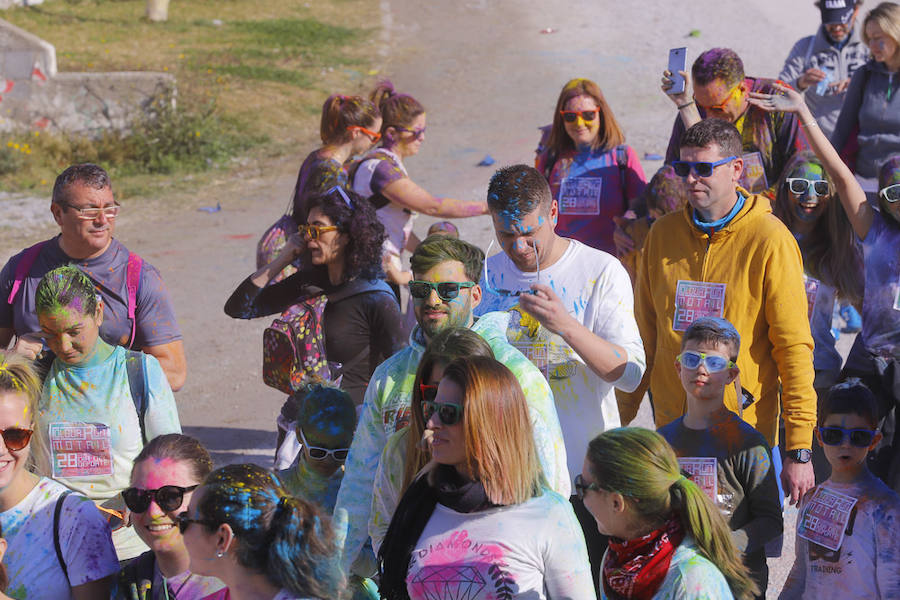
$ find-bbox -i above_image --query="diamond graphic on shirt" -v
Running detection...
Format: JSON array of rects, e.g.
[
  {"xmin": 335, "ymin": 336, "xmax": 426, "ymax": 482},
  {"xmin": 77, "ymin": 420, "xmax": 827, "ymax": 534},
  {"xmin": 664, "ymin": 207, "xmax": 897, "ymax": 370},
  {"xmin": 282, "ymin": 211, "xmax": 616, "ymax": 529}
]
[{"xmin": 411, "ymin": 566, "xmax": 486, "ymax": 600}]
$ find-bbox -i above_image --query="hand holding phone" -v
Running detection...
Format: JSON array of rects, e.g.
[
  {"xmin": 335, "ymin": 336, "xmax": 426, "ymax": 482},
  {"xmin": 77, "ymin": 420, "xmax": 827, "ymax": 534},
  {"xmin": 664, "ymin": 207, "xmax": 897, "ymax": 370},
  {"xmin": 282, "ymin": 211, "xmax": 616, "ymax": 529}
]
[{"xmin": 666, "ymin": 47, "xmax": 687, "ymax": 95}]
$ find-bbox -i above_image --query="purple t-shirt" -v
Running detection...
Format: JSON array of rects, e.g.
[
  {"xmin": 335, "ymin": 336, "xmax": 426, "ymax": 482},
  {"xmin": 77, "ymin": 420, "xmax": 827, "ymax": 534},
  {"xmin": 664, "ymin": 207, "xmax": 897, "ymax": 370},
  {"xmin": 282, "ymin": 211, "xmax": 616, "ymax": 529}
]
[
  {"xmin": 859, "ymin": 211, "xmax": 900, "ymax": 358},
  {"xmin": 0, "ymin": 236, "xmax": 182, "ymax": 349}
]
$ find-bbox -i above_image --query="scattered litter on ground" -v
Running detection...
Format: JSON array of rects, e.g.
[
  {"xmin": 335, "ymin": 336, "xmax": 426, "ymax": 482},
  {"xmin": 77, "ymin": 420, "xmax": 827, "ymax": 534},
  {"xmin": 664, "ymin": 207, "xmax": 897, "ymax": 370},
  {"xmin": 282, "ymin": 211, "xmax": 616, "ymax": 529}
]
[
  {"xmin": 644, "ymin": 153, "xmax": 664, "ymax": 160},
  {"xmin": 477, "ymin": 154, "xmax": 496, "ymax": 166},
  {"xmin": 226, "ymin": 234, "xmax": 253, "ymax": 240},
  {"xmin": 688, "ymin": 29, "xmax": 701, "ymax": 37},
  {"xmin": 539, "ymin": 28, "xmax": 557, "ymax": 34},
  {"xmin": 198, "ymin": 203, "xmax": 221, "ymax": 213}
]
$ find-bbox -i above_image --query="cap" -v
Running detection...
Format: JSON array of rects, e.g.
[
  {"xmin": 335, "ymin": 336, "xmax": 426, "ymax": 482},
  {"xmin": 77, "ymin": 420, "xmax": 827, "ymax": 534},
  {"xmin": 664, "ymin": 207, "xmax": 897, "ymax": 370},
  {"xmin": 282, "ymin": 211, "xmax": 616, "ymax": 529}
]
[{"xmin": 820, "ymin": 0, "xmax": 856, "ymax": 25}]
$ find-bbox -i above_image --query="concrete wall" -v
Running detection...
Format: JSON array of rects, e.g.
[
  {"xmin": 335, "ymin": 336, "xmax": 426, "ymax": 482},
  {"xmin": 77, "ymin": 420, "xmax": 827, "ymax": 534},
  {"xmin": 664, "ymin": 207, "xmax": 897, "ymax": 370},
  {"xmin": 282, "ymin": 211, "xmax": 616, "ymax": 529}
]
[{"xmin": 0, "ymin": 18, "xmax": 175, "ymax": 134}]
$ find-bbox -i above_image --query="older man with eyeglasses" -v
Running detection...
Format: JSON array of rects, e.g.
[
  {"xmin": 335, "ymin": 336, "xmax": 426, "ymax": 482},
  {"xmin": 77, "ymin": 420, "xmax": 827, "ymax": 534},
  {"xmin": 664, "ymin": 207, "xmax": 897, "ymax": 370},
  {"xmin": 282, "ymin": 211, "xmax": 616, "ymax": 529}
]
[
  {"xmin": 619, "ymin": 118, "xmax": 818, "ymax": 510},
  {"xmin": 0, "ymin": 163, "xmax": 186, "ymax": 390}
]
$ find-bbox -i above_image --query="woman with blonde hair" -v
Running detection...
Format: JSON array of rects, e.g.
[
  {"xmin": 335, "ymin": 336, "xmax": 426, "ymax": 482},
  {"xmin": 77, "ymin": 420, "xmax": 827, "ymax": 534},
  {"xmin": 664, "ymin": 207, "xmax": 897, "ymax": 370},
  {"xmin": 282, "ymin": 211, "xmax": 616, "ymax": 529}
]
[
  {"xmin": 581, "ymin": 428, "xmax": 758, "ymax": 600},
  {"xmin": 0, "ymin": 351, "xmax": 118, "ymax": 599},
  {"xmin": 535, "ymin": 77, "xmax": 647, "ymax": 255},
  {"xmin": 378, "ymin": 356, "xmax": 592, "ymax": 600}
]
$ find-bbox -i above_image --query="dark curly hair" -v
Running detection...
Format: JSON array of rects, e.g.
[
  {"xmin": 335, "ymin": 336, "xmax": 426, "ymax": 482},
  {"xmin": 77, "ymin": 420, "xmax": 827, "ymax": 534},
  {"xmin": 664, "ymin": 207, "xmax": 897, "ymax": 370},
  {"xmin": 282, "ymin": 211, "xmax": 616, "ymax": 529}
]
[{"xmin": 306, "ymin": 187, "xmax": 387, "ymax": 281}]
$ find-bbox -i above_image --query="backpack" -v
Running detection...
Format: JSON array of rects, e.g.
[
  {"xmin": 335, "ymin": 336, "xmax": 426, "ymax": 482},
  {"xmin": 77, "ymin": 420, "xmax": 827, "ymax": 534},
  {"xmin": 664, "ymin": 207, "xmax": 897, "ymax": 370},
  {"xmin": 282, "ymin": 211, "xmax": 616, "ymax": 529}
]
[
  {"xmin": 7, "ymin": 241, "xmax": 144, "ymax": 348},
  {"xmin": 262, "ymin": 278, "xmax": 392, "ymax": 394}
]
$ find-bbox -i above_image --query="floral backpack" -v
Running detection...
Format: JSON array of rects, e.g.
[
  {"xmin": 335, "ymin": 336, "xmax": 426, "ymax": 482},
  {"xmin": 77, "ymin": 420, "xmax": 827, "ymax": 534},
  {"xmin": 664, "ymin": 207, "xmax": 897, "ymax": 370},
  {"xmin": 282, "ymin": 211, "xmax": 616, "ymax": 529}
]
[{"xmin": 262, "ymin": 278, "xmax": 393, "ymax": 394}]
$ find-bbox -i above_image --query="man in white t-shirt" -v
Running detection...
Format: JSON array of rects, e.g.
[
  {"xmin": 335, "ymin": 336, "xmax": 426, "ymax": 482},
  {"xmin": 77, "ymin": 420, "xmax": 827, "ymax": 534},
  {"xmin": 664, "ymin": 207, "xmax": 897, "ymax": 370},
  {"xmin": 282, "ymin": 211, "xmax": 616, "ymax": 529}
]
[{"xmin": 476, "ymin": 164, "xmax": 646, "ymax": 589}]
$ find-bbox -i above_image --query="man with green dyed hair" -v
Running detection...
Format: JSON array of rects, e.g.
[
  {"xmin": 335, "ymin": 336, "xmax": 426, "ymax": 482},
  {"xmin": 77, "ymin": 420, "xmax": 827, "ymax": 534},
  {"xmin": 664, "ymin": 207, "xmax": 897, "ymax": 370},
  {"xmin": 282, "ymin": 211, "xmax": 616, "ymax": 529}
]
[{"xmin": 334, "ymin": 234, "xmax": 569, "ymax": 575}]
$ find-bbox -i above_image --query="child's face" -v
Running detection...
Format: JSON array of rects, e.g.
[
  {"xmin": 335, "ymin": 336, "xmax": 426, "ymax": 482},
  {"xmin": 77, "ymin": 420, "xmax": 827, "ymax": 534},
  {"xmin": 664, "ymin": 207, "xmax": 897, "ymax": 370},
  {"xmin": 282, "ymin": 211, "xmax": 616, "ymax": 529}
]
[
  {"xmin": 816, "ymin": 412, "xmax": 881, "ymax": 482},
  {"xmin": 675, "ymin": 339, "xmax": 739, "ymax": 403}
]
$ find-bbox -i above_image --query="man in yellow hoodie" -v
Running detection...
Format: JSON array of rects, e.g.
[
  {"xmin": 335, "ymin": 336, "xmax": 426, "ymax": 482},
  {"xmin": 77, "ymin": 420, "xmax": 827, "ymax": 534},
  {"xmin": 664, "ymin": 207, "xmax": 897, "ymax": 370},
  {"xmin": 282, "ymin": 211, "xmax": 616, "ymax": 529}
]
[{"xmin": 620, "ymin": 118, "xmax": 817, "ymax": 505}]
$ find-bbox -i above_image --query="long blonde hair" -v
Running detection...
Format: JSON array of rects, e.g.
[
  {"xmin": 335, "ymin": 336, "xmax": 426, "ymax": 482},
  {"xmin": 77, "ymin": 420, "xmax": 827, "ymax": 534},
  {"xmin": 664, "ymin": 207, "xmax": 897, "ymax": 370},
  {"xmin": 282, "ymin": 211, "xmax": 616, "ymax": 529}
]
[
  {"xmin": 586, "ymin": 428, "xmax": 758, "ymax": 600},
  {"xmin": 437, "ymin": 356, "xmax": 543, "ymax": 506},
  {"xmin": 863, "ymin": 2, "xmax": 900, "ymax": 59},
  {"xmin": 0, "ymin": 351, "xmax": 44, "ymax": 471}
]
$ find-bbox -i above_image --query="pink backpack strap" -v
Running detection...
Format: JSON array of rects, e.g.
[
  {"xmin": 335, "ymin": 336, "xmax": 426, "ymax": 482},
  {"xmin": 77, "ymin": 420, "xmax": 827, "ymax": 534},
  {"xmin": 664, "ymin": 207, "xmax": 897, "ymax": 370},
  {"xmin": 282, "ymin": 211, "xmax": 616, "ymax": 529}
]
[
  {"xmin": 7, "ymin": 241, "xmax": 48, "ymax": 305},
  {"xmin": 125, "ymin": 252, "xmax": 143, "ymax": 348}
]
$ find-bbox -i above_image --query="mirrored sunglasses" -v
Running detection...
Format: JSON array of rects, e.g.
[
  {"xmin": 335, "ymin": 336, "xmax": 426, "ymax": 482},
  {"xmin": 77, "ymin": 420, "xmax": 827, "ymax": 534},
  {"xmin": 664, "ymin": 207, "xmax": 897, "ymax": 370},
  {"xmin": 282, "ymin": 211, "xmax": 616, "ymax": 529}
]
[
  {"xmin": 573, "ymin": 473, "xmax": 601, "ymax": 501},
  {"xmin": 560, "ymin": 109, "xmax": 599, "ymax": 123},
  {"xmin": 694, "ymin": 82, "xmax": 740, "ymax": 111},
  {"xmin": 879, "ymin": 183, "xmax": 900, "ymax": 203},
  {"xmin": 819, "ymin": 426, "xmax": 877, "ymax": 448},
  {"xmin": 677, "ymin": 350, "xmax": 735, "ymax": 373},
  {"xmin": 408, "ymin": 280, "xmax": 475, "ymax": 302},
  {"xmin": 298, "ymin": 224, "xmax": 339, "ymax": 239},
  {"xmin": 672, "ymin": 156, "xmax": 737, "ymax": 178},
  {"xmin": 786, "ymin": 178, "xmax": 830, "ymax": 197},
  {"xmin": 0, "ymin": 427, "xmax": 33, "ymax": 451},
  {"xmin": 422, "ymin": 400, "xmax": 464, "ymax": 426},
  {"xmin": 62, "ymin": 203, "xmax": 120, "ymax": 220},
  {"xmin": 299, "ymin": 428, "xmax": 349, "ymax": 461},
  {"xmin": 122, "ymin": 484, "xmax": 199, "ymax": 513}
]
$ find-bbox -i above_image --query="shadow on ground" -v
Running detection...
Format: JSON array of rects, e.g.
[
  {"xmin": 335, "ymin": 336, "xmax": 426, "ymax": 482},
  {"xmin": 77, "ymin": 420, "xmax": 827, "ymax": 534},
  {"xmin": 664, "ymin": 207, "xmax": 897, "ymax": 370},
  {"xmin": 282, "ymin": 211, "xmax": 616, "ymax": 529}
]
[{"xmin": 183, "ymin": 425, "xmax": 276, "ymax": 468}]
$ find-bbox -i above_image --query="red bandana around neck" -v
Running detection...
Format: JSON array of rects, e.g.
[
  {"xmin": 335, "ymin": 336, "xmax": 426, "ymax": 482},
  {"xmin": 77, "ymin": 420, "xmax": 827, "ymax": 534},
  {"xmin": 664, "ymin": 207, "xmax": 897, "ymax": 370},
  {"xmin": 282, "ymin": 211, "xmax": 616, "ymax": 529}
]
[{"xmin": 602, "ymin": 517, "xmax": 686, "ymax": 600}]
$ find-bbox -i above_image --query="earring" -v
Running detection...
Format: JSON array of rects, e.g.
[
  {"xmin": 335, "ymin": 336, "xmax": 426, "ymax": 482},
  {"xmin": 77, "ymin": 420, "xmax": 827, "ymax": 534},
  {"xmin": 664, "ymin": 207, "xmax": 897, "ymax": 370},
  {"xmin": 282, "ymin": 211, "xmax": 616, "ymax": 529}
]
[{"xmin": 216, "ymin": 550, "xmax": 225, "ymax": 558}]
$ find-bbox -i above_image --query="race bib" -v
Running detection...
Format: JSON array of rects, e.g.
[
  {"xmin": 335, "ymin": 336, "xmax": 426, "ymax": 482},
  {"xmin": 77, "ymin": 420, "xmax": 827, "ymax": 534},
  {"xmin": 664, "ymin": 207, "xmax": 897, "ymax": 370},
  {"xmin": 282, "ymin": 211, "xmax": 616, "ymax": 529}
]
[
  {"xmin": 511, "ymin": 340, "xmax": 550, "ymax": 379},
  {"xmin": 678, "ymin": 457, "xmax": 718, "ymax": 503},
  {"xmin": 559, "ymin": 177, "xmax": 602, "ymax": 215},
  {"xmin": 738, "ymin": 152, "xmax": 768, "ymax": 193},
  {"xmin": 673, "ymin": 280, "xmax": 726, "ymax": 332},
  {"xmin": 804, "ymin": 275, "xmax": 820, "ymax": 322},
  {"xmin": 49, "ymin": 422, "xmax": 113, "ymax": 478},
  {"xmin": 797, "ymin": 487, "xmax": 858, "ymax": 551}
]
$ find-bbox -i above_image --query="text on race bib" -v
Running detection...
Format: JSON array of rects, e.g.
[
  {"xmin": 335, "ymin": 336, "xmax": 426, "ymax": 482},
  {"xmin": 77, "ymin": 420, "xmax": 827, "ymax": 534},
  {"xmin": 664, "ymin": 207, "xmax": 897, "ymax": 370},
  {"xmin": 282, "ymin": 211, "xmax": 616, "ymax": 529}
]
[
  {"xmin": 49, "ymin": 422, "xmax": 113, "ymax": 478},
  {"xmin": 797, "ymin": 486, "xmax": 858, "ymax": 552},
  {"xmin": 559, "ymin": 177, "xmax": 603, "ymax": 215},
  {"xmin": 673, "ymin": 280, "xmax": 726, "ymax": 332}
]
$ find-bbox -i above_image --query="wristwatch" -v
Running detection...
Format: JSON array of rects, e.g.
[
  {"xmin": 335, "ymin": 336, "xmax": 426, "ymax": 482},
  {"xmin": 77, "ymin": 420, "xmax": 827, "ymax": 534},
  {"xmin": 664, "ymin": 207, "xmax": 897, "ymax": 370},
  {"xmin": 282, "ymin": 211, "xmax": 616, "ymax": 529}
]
[{"xmin": 786, "ymin": 449, "xmax": 812, "ymax": 463}]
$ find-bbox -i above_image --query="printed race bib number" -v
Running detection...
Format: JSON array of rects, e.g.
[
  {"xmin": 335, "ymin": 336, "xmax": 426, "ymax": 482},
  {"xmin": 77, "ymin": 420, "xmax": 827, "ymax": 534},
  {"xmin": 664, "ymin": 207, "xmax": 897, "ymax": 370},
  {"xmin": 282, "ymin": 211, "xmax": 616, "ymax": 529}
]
[
  {"xmin": 797, "ymin": 486, "xmax": 858, "ymax": 551},
  {"xmin": 559, "ymin": 177, "xmax": 602, "ymax": 215},
  {"xmin": 678, "ymin": 457, "xmax": 718, "ymax": 503},
  {"xmin": 49, "ymin": 422, "xmax": 113, "ymax": 478},
  {"xmin": 738, "ymin": 152, "xmax": 768, "ymax": 193},
  {"xmin": 804, "ymin": 275, "xmax": 820, "ymax": 322},
  {"xmin": 512, "ymin": 340, "xmax": 550, "ymax": 379},
  {"xmin": 673, "ymin": 280, "xmax": 726, "ymax": 332}
]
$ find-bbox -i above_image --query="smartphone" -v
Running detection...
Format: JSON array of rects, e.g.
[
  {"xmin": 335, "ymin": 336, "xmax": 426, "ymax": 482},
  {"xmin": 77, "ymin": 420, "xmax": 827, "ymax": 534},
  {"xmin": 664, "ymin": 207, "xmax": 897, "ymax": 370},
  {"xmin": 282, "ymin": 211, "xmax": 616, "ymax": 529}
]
[{"xmin": 667, "ymin": 47, "xmax": 687, "ymax": 95}]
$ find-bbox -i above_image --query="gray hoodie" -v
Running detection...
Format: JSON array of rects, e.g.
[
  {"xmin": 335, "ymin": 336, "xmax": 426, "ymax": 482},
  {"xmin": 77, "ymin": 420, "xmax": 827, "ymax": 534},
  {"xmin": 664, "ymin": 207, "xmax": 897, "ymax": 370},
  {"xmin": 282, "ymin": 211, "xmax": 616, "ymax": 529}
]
[
  {"xmin": 780, "ymin": 25, "xmax": 869, "ymax": 137},
  {"xmin": 831, "ymin": 59, "xmax": 900, "ymax": 178}
]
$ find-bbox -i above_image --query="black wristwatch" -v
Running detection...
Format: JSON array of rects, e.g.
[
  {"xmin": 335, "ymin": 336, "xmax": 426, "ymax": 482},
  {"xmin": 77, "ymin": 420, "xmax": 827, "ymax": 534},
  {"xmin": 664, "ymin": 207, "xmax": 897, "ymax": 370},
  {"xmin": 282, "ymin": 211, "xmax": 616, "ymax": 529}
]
[{"xmin": 786, "ymin": 449, "xmax": 812, "ymax": 463}]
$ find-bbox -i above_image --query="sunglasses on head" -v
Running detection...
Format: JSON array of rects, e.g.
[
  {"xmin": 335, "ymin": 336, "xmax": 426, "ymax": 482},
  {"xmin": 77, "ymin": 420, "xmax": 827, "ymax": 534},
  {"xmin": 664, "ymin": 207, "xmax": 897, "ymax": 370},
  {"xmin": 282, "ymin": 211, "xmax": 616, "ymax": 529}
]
[
  {"xmin": 880, "ymin": 183, "xmax": 900, "ymax": 203},
  {"xmin": 573, "ymin": 473, "xmax": 602, "ymax": 501},
  {"xmin": 677, "ymin": 350, "xmax": 736, "ymax": 373},
  {"xmin": 122, "ymin": 484, "xmax": 199, "ymax": 514},
  {"xmin": 176, "ymin": 512, "xmax": 219, "ymax": 535},
  {"xmin": 559, "ymin": 109, "xmax": 599, "ymax": 123},
  {"xmin": 396, "ymin": 126, "xmax": 426, "ymax": 140},
  {"xmin": 408, "ymin": 280, "xmax": 475, "ymax": 302},
  {"xmin": 298, "ymin": 224, "xmax": 339, "ymax": 239},
  {"xmin": 786, "ymin": 178, "xmax": 831, "ymax": 197},
  {"xmin": 346, "ymin": 125, "xmax": 381, "ymax": 143},
  {"xmin": 422, "ymin": 400, "xmax": 464, "ymax": 426},
  {"xmin": 0, "ymin": 427, "xmax": 33, "ymax": 451},
  {"xmin": 298, "ymin": 428, "xmax": 349, "ymax": 461},
  {"xmin": 819, "ymin": 426, "xmax": 877, "ymax": 448},
  {"xmin": 671, "ymin": 156, "xmax": 737, "ymax": 178}
]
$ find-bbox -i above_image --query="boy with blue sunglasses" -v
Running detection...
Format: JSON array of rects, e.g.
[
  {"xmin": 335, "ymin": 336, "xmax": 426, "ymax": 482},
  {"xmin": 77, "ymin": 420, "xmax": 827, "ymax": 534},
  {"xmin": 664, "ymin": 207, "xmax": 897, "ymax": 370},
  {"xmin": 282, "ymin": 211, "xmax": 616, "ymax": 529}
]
[
  {"xmin": 781, "ymin": 380, "xmax": 900, "ymax": 599},
  {"xmin": 659, "ymin": 317, "xmax": 783, "ymax": 597}
]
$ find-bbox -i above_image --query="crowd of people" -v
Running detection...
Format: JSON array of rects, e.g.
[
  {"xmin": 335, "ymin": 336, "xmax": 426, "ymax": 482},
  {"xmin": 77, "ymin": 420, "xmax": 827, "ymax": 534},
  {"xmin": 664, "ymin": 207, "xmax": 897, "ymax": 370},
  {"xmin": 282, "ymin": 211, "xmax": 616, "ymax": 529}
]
[{"xmin": 0, "ymin": 0, "xmax": 899, "ymax": 598}]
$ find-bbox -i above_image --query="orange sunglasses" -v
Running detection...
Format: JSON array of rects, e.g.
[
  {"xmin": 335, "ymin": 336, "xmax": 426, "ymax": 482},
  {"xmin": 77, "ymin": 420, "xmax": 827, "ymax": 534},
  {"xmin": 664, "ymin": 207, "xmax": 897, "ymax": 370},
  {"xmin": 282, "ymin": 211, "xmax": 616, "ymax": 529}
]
[{"xmin": 347, "ymin": 125, "xmax": 381, "ymax": 142}]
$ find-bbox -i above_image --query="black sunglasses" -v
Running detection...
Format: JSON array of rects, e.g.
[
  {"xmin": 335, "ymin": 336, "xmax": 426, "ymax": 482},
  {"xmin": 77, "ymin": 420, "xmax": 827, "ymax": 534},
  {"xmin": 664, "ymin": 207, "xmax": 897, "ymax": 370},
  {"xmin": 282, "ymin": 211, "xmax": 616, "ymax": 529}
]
[
  {"xmin": 786, "ymin": 178, "xmax": 830, "ymax": 197},
  {"xmin": 573, "ymin": 473, "xmax": 601, "ymax": 501},
  {"xmin": 408, "ymin": 280, "xmax": 475, "ymax": 302},
  {"xmin": 422, "ymin": 400, "xmax": 464, "ymax": 426},
  {"xmin": 123, "ymin": 484, "xmax": 199, "ymax": 513},
  {"xmin": 176, "ymin": 512, "xmax": 219, "ymax": 535},
  {"xmin": 0, "ymin": 427, "xmax": 33, "ymax": 451},
  {"xmin": 819, "ymin": 426, "xmax": 877, "ymax": 448}
]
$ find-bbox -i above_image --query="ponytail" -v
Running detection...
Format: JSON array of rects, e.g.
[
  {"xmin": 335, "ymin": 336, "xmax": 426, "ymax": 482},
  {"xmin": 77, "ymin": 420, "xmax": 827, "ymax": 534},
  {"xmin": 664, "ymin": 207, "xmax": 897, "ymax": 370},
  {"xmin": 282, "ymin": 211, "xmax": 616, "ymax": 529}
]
[
  {"xmin": 319, "ymin": 93, "xmax": 380, "ymax": 145},
  {"xmin": 198, "ymin": 464, "xmax": 344, "ymax": 599},
  {"xmin": 586, "ymin": 428, "xmax": 758, "ymax": 600},
  {"xmin": 368, "ymin": 79, "xmax": 424, "ymax": 138}
]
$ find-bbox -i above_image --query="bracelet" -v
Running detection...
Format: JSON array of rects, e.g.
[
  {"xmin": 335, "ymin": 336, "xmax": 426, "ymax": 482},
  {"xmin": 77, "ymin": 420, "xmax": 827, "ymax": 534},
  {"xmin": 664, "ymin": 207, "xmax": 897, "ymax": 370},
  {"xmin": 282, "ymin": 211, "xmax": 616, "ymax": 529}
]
[
  {"xmin": 800, "ymin": 121, "xmax": 819, "ymax": 129},
  {"xmin": 677, "ymin": 101, "xmax": 695, "ymax": 110}
]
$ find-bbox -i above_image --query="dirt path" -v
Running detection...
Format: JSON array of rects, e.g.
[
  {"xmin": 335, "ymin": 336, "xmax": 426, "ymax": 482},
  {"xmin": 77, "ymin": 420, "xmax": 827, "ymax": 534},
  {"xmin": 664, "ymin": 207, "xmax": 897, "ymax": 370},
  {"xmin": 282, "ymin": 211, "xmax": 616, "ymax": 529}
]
[{"xmin": 2, "ymin": 2, "xmax": 822, "ymax": 594}]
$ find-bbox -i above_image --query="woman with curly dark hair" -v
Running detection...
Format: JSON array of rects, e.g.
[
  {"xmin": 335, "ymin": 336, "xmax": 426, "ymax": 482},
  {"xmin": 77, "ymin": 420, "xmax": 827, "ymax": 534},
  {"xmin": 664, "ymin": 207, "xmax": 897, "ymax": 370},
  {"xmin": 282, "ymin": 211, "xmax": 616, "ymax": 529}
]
[{"xmin": 226, "ymin": 187, "xmax": 407, "ymax": 413}]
